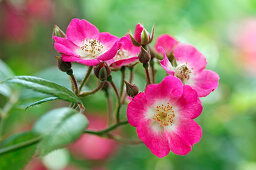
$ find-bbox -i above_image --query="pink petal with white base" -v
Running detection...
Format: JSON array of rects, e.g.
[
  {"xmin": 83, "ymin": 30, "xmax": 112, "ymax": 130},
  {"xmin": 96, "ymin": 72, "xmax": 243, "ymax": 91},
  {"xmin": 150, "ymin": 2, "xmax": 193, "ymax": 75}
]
[
  {"xmin": 174, "ymin": 43, "xmax": 207, "ymax": 72},
  {"xmin": 127, "ymin": 93, "xmax": 147, "ymax": 127},
  {"xmin": 165, "ymin": 130, "xmax": 192, "ymax": 156},
  {"xmin": 97, "ymin": 32, "xmax": 120, "ymax": 61},
  {"xmin": 53, "ymin": 36, "xmax": 80, "ymax": 57},
  {"xmin": 192, "ymin": 69, "xmax": 220, "ymax": 97},
  {"xmin": 158, "ymin": 47, "xmax": 175, "ymax": 75},
  {"xmin": 137, "ymin": 120, "xmax": 170, "ymax": 158},
  {"xmin": 155, "ymin": 34, "xmax": 178, "ymax": 55},
  {"xmin": 62, "ymin": 55, "xmax": 100, "ymax": 66},
  {"xmin": 66, "ymin": 18, "xmax": 99, "ymax": 46},
  {"xmin": 145, "ymin": 76, "xmax": 183, "ymax": 104},
  {"xmin": 176, "ymin": 85, "xmax": 202, "ymax": 119}
]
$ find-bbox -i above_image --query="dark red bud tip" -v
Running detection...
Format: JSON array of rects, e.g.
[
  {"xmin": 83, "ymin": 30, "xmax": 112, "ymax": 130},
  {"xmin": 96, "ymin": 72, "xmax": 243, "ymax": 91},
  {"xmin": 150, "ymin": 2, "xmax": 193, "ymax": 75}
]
[
  {"xmin": 138, "ymin": 47, "xmax": 151, "ymax": 64},
  {"xmin": 125, "ymin": 81, "xmax": 139, "ymax": 98},
  {"xmin": 55, "ymin": 56, "xmax": 72, "ymax": 73},
  {"xmin": 94, "ymin": 62, "xmax": 111, "ymax": 81}
]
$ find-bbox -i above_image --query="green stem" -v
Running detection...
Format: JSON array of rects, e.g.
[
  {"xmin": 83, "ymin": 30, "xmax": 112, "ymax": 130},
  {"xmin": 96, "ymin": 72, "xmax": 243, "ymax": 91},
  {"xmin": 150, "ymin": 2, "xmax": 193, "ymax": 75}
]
[
  {"xmin": 69, "ymin": 74, "xmax": 79, "ymax": 95},
  {"xmin": 79, "ymin": 66, "xmax": 93, "ymax": 92},
  {"xmin": 84, "ymin": 120, "xmax": 128, "ymax": 135},
  {"xmin": 120, "ymin": 67, "xmax": 126, "ymax": 97},
  {"xmin": 79, "ymin": 81, "xmax": 105, "ymax": 97},
  {"xmin": 0, "ymin": 136, "xmax": 41, "ymax": 155},
  {"xmin": 104, "ymin": 88, "xmax": 113, "ymax": 125},
  {"xmin": 0, "ymin": 92, "xmax": 19, "ymax": 139},
  {"xmin": 106, "ymin": 134, "xmax": 142, "ymax": 145},
  {"xmin": 143, "ymin": 63, "xmax": 151, "ymax": 85},
  {"xmin": 0, "ymin": 121, "xmax": 129, "ymax": 155},
  {"xmin": 121, "ymin": 67, "xmax": 134, "ymax": 104},
  {"xmin": 109, "ymin": 79, "xmax": 121, "ymax": 123}
]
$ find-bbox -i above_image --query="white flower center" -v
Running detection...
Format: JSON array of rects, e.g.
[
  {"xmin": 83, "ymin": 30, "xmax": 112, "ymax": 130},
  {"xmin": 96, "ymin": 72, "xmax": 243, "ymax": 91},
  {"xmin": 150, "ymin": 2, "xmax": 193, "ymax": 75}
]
[
  {"xmin": 153, "ymin": 102, "xmax": 175, "ymax": 127},
  {"xmin": 175, "ymin": 64, "xmax": 192, "ymax": 84},
  {"xmin": 80, "ymin": 39, "xmax": 104, "ymax": 59},
  {"xmin": 114, "ymin": 49, "xmax": 130, "ymax": 61}
]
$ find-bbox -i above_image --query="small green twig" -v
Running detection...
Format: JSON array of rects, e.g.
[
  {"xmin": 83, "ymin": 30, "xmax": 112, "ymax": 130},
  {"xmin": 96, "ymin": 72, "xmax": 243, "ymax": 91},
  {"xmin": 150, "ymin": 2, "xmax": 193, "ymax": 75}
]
[
  {"xmin": 106, "ymin": 134, "xmax": 142, "ymax": 145},
  {"xmin": 0, "ymin": 120, "xmax": 129, "ymax": 155},
  {"xmin": 0, "ymin": 136, "xmax": 41, "ymax": 155},
  {"xmin": 109, "ymin": 79, "xmax": 122, "ymax": 123},
  {"xmin": 0, "ymin": 92, "xmax": 19, "ymax": 139},
  {"xmin": 79, "ymin": 66, "xmax": 93, "ymax": 92},
  {"xmin": 104, "ymin": 88, "xmax": 113, "ymax": 125},
  {"xmin": 121, "ymin": 67, "xmax": 134, "ymax": 104},
  {"xmin": 84, "ymin": 120, "xmax": 128, "ymax": 135},
  {"xmin": 69, "ymin": 73, "xmax": 79, "ymax": 95},
  {"xmin": 120, "ymin": 67, "xmax": 126, "ymax": 98},
  {"xmin": 79, "ymin": 81, "xmax": 105, "ymax": 97},
  {"xmin": 143, "ymin": 63, "xmax": 151, "ymax": 85}
]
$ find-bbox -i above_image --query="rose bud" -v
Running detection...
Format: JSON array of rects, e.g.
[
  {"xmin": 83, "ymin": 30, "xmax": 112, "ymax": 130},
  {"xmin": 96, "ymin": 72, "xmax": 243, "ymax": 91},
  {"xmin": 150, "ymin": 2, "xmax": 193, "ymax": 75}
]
[
  {"xmin": 55, "ymin": 56, "xmax": 72, "ymax": 73},
  {"xmin": 94, "ymin": 62, "xmax": 111, "ymax": 81},
  {"xmin": 129, "ymin": 23, "xmax": 154, "ymax": 46},
  {"xmin": 52, "ymin": 25, "xmax": 66, "ymax": 38},
  {"xmin": 138, "ymin": 47, "xmax": 151, "ymax": 64},
  {"xmin": 125, "ymin": 81, "xmax": 139, "ymax": 98}
]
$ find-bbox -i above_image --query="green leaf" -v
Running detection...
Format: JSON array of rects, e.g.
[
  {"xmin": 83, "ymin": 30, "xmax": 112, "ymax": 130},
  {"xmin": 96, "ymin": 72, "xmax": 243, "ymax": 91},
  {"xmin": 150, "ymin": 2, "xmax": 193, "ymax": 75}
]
[
  {"xmin": 0, "ymin": 59, "xmax": 14, "ymax": 81},
  {"xmin": 0, "ymin": 84, "xmax": 11, "ymax": 97},
  {"xmin": 4, "ymin": 76, "xmax": 81, "ymax": 103},
  {"xmin": 33, "ymin": 107, "xmax": 88, "ymax": 156},
  {"xmin": 25, "ymin": 97, "xmax": 58, "ymax": 110},
  {"xmin": 0, "ymin": 131, "xmax": 40, "ymax": 170}
]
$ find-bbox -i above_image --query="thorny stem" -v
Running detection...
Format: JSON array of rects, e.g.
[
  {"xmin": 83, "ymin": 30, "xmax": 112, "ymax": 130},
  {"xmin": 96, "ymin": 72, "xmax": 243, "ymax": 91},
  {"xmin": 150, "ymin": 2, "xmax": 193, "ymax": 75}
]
[
  {"xmin": 79, "ymin": 81, "xmax": 105, "ymax": 97},
  {"xmin": 143, "ymin": 63, "xmax": 151, "ymax": 85},
  {"xmin": 0, "ymin": 92, "xmax": 19, "ymax": 140},
  {"xmin": 0, "ymin": 120, "xmax": 130, "ymax": 155},
  {"xmin": 79, "ymin": 66, "xmax": 93, "ymax": 92}
]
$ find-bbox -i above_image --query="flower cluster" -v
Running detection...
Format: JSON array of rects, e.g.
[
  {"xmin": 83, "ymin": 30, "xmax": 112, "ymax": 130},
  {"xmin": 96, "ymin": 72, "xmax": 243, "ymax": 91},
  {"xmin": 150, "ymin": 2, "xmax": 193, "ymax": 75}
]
[{"xmin": 53, "ymin": 18, "xmax": 219, "ymax": 158}]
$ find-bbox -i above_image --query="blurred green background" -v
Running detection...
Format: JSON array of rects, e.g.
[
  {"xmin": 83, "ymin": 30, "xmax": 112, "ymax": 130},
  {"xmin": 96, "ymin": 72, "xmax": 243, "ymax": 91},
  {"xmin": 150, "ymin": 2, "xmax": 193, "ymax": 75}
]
[{"xmin": 1, "ymin": 0, "xmax": 256, "ymax": 170}]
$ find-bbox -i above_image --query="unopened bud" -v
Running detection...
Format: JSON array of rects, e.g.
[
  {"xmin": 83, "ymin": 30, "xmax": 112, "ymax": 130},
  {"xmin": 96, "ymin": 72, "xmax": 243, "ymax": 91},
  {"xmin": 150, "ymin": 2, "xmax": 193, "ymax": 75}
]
[
  {"xmin": 52, "ymin": 25, "xmax": 66, "ymax": 38},
  {"xmin": 129, "ymin": 33, "xmax": 141, "ymax": 47},
  {"xmin": 94, "ymin": 62, "xmax": 111, "ymax": 81},
  {"xmin": 138, "ymin": 47, "xmax": 151, "ymax": 64},
  {"xmin": 148, "ymin": 24, "xmax": 155, "ymax": 44},
  {"xmin": 141, "ymin": 29, "xmax": 150, "ymax": 45},
  {"xmin": 56, "ymin": 56, "xmax": 72, "ymax": 73},
  {"xmin": 125, "ymin": 81, "xmax": 139, "ymax": 98}
]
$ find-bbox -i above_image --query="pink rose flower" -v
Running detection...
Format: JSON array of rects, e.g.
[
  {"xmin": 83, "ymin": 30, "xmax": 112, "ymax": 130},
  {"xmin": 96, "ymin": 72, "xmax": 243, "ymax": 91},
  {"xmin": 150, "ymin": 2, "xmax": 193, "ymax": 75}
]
[
  {"xmin": 53, "ymin": 19, "xmax": 120, "ymax": 66},
  {"xmin": 156, "ymin": 36, "xmax": 219, "ymax": 97},
  {"xmin": 155, "ymin": 34, "xmax": 178, "ymax": 56},
  {"xmin": 127, "ymin": 76, "xmax": 203, "ymax": 158},
  {"xmin": 107, "ymin": 34, "xmax": 140, "ymax": 67},
  {"xmin": 69, "ymin": 115, "xmax": 118, "ymax": 160}
]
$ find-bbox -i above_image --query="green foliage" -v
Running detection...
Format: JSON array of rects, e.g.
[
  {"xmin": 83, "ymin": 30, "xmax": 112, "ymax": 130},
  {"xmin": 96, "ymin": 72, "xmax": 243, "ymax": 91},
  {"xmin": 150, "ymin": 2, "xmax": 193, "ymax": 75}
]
[
  {"xmin": 25, "ymin": 97, "xmax": 58, "ymax": 110},
  {"xmin": 0, "ymin": 131, "xmax": 40, "ymax": 170},
  {"xmin": 4, "ymin": 76, "xmax": 81, "ymax": 103},
  {"xmin": 33, "ymin": 107, "xmax": 88, "ymax": 156},
  {"xmin": 0, "ymin": 59, "xmax": 14, "ymax": 97}
]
